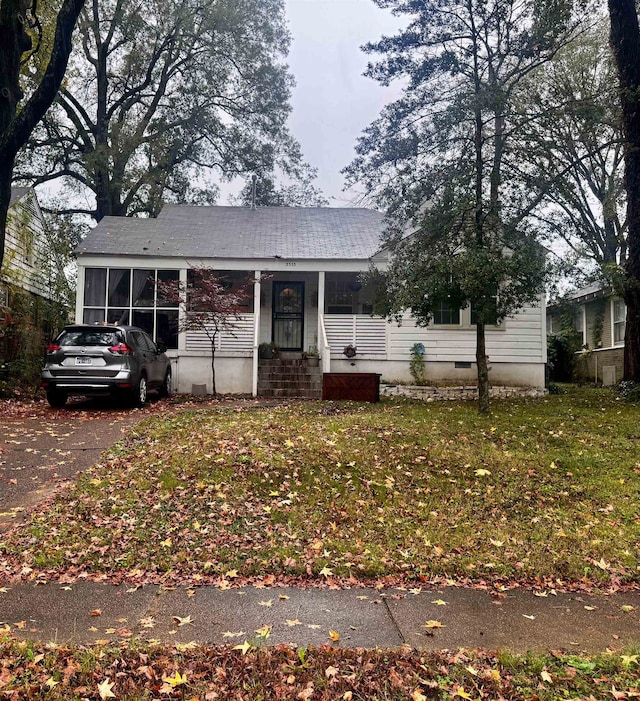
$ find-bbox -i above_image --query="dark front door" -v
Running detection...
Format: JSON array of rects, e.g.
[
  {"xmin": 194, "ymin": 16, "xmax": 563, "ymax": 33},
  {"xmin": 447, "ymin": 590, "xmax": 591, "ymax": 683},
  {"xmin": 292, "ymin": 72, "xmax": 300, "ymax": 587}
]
[{"xmin": 272, "ymin": 281, "xmax": 304, "ymax": 351}]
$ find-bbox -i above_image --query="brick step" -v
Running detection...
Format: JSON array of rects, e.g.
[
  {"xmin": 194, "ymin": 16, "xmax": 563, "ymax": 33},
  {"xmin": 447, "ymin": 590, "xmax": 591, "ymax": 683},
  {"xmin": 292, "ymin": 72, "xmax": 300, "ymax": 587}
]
[
  {"xmin": 258, "ymin": 382, "xmax": 322, "ymax": 391},
  {"xmin": 259, "ymin": 387, "xmax": 322, "ymax": 398},
  {"xmin": 258, "ymin": 371, "xmax": 322, "ymax": 380}
]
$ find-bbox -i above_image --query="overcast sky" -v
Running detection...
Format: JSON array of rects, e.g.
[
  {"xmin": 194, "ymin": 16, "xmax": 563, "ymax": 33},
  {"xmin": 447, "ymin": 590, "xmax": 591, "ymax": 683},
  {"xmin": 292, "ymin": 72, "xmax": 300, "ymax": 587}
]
[{"xmin": 224, "ymin": 0, "xmax": 405, "ymax": 206}]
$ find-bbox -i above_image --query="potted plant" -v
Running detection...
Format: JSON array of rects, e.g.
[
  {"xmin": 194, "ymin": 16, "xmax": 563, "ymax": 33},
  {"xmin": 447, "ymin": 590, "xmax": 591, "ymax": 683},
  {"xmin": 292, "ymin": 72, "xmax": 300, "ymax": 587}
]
[
  {"xmin": 303, "ymin": 345, "xmax": 320, "ymax": 367},
  {"xmin": 258, "ymin": 341, "xmax": 279, "ymax": 359}
]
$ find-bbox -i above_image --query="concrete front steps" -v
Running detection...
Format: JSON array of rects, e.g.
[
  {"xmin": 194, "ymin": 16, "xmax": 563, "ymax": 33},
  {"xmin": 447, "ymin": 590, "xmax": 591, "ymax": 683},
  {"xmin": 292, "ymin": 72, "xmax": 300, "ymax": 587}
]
[{"xmin": 258, "ymin": 355, "xmax": 322, "ymax": 399}]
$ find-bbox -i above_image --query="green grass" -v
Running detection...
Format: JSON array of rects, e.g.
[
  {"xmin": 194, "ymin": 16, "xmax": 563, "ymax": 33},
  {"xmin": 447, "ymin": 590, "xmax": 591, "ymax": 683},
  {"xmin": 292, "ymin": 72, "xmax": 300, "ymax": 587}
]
[
  {"xmin": 0, "ymin": 636, "xmax": 638, "ymax": 700},
  {"xmin": 1, "ymin": 386, "xmax": 639, "ymax": 585}
]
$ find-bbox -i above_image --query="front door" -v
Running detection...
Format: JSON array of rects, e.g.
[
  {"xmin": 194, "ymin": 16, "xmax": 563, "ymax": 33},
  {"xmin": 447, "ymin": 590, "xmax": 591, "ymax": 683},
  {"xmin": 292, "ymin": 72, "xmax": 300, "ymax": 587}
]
[{"xmin": 272, "ymin": 281, "xmax": 304, "ymax": 351}]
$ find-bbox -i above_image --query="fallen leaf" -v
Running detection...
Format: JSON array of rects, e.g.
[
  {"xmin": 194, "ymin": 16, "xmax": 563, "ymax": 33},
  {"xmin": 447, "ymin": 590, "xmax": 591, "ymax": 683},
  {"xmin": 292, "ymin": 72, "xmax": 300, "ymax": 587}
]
[
  {"xmin": 522, "ymin": 614, "xmax": 536, "ymax": 620},
  {"xmin": 233, "ymin": 641, "xmax": 252, "ymax": 655},
  {"xmin": 91, "ymin": 609, "xmax": 102, "ymax": 617},
  {"xmin": 172, "ymin": 615, "xmax": 194, "ymax": 627},
  {"xmin": 541, "ymin": 670, "xmax": 553, "ymax": 683},
  {"xmin": 328, "ymin": 629, "xmax": 340, "ymax": 641},
  {"xmin": 431, "ymin": 599, "xmax": 448, "ymax": 606},
  {"xmin": 286, "ymin": 619, "xmax": 302, "ymax": 627},
  {"xmin": 97, "ymin": 678, "xmax": 116, "ymax": 699},
  {"xmin": 424, "ymin": 620, "xmax": 444, "ymax": 628},
  {"xmin": 325, "ymin": 665, "xmax": 339, "ymax": 678},
  {"xmin": 162, "ymin": 671, "xmax": 187, "ymax": 688}
]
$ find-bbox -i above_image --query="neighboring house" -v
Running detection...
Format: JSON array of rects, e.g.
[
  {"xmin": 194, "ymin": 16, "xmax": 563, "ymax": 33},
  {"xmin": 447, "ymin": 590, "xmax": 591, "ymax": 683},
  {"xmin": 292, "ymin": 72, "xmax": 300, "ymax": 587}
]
[
  {"xmin": 74, "ymin": 205, "xmax": 547, "ymax": 395},
  {"xmin": 546, "ymin": 281, "xmax": 625, "ymax": 385},
  {"xmin": 1, "ymin": 187, "xmax": 49, "ymax": 304},
  {"xmin": 1, "ymin": 188, "xmax": 64, "ymax": 380}
]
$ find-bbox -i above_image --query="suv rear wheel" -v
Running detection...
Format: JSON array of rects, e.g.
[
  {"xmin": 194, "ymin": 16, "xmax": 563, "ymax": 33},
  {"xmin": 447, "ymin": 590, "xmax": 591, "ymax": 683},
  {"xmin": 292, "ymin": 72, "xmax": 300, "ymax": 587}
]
[{"xmin": 46, "ymin": 389, "xmax": 67, "ymax": 408}]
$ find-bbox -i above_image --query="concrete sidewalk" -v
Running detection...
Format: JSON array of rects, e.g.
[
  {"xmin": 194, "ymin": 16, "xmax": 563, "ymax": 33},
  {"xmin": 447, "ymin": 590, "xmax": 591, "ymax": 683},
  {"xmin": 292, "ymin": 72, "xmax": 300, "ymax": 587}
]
[{"xmin": 1, "ymin": 582, "xmax": 638, "ymax": 652}]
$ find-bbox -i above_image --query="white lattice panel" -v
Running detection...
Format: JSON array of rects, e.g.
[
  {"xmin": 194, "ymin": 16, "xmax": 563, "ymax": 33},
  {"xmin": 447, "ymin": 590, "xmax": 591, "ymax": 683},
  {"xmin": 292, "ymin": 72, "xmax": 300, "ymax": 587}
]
[
  {"xmin": 185, "ymin": 314, "xmax": 254, "ymax": 353},
  {"xmin": 324, "ymin": 315, "xmax": 387, "ymax": 356}
]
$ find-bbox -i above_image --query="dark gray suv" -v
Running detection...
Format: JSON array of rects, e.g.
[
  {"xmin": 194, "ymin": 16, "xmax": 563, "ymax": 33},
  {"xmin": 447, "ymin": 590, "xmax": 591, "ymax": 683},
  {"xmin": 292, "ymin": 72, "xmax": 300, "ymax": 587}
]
[{"xmin": 41, "ymin": 325, "xmax": 172, "ymax": 408}]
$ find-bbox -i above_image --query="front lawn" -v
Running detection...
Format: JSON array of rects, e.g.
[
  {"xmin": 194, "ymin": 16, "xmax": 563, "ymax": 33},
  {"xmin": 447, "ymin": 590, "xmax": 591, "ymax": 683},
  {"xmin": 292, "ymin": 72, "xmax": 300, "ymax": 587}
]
[
  {"xmin": 0, "ymin": 637, "xmax": 638, "ymax": 700},
  {"xmin": 1, "ymin": 387, "xmax": 639, "ymax": 587}
]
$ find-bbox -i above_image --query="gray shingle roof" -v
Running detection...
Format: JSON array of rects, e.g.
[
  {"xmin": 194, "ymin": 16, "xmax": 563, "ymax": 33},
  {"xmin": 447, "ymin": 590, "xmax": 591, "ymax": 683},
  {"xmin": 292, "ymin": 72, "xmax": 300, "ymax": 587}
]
[{"xmin": 76, "ymin": 206, "xmax": 385, "ymax": 260}]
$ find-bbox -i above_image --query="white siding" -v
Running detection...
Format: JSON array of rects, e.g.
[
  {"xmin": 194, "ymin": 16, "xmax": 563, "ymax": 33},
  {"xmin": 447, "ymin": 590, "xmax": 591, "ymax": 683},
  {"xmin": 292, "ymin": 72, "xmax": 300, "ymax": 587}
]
[
  {"xmin": 387, "ymin": 304, "xmax": 543, "ymax": 364},
  {"xmin": 185, "ymin": 314, "xmax": 254, "ymax": 353},
  {"xmin": 2, "ymin": 192, "xmax": 51, "ymax": 298},
  {"xmin": 323, "ymin": 303, "xmax": 544, "ymax": 365}
]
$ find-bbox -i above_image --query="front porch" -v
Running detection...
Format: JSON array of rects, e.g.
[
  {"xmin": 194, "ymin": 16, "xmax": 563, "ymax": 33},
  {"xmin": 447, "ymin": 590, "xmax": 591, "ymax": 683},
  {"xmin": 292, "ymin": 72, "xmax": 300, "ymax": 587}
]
[{"xmin": 180, "ymin": 270, "xmax": 380, "ymax": 396}]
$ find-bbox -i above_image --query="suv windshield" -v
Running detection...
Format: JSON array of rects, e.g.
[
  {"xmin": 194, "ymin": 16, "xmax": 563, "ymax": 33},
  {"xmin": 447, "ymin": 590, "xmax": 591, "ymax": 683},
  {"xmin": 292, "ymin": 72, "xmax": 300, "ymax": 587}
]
[{"xmin": 57, "ymin": 329, "xmax": 124, "ymax": 347}]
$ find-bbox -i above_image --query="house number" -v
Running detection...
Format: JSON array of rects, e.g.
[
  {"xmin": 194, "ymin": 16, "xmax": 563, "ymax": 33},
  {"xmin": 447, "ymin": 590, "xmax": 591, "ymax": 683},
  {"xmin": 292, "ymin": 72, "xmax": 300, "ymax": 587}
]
[{"xmin": 285, "ymin": 262, "xmax": 297, "ymax": 266}]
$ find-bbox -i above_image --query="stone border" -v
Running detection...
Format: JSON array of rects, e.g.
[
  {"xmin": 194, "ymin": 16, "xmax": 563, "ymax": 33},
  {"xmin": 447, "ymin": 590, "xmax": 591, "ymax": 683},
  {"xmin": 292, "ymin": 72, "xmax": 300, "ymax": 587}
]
[{"xmin": 381, "ymin": 384, "xmax": 546, "ymax": 401}]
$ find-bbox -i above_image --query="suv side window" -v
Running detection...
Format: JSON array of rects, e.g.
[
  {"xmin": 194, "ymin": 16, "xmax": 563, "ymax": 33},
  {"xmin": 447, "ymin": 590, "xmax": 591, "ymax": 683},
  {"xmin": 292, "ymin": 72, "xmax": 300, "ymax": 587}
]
[
  {"xmin": 141, "ymin": 331, "xmax": 158, "ymax": 353},
  {"xmin": 129, "ymin": 331, "xmax": 148, "ymax": 353}
]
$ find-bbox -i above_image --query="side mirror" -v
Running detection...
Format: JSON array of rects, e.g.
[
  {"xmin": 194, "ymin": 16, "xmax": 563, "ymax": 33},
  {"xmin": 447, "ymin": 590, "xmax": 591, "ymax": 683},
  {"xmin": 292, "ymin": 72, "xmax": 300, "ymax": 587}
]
[{"xmin": 156, "ymin": 341, "xmax": 167, "ymax": 353}]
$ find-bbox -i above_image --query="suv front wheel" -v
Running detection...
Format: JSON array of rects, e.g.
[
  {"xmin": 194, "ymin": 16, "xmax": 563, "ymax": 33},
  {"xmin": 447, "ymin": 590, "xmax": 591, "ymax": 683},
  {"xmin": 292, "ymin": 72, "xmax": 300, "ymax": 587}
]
[
  {"xmin": 131, "ymin": 375, "xmax": 147, "ymax": 408},
  {"xmin": 159, "ymin": 369, "xmax": 172, "ymax": 398}
]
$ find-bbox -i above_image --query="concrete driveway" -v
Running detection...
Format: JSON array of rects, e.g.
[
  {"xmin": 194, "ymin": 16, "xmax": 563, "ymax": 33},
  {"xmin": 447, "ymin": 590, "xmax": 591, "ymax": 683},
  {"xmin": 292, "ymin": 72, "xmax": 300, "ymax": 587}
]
[{"xmin": 0, "ymin": 397, "xmax": 151, "ymax": 528}]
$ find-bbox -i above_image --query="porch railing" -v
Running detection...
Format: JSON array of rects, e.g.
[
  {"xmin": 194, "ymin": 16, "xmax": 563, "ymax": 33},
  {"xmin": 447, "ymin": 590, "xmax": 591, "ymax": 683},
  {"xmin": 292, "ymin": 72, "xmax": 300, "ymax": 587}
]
[{"xmin": 324, "ymin": 315, "xmax": 387, "ymax": 356}]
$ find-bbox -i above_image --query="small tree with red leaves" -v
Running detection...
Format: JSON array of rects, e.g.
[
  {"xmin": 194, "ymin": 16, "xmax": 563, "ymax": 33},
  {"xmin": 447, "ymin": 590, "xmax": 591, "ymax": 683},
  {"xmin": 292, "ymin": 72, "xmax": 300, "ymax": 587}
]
[{"xmin": 158, "ymin": 269, "xmax": 254, "ymax": 396}]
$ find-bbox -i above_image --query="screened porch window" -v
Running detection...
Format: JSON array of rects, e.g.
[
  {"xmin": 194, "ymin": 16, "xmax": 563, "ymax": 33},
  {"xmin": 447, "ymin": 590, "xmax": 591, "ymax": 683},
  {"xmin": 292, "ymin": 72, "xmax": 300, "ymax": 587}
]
[
  {"xmin": 186, "ymin": 270, "xmax": 254, "ymax": 313},
  {"xmin": 325, "ymin": 272, "xmax": 373, "ymax": 314},
  {"xmin": 82, "ymin": 267, "xmax": 179, "ymax": 348}
]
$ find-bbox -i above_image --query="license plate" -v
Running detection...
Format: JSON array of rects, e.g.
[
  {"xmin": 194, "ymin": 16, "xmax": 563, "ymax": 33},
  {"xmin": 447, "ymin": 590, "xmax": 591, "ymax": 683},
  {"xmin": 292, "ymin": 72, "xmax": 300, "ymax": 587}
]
[{"xmin": 75, "ymin": 357, "xmax": 92, "ymax": 365}]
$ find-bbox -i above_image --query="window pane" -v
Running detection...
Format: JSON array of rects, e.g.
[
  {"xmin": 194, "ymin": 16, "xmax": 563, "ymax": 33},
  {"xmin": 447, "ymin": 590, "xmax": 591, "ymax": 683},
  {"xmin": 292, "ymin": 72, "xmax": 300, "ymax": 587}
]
[
  {"xmin": 157, "ymin": 310, "xmax": 178, "ymax": 349},
  {"xmin": 132, "ymin": 310, "xmax": 154, "ymax": 336},
  {"xmin": 157, "ymin": 270, "xmax": 179, "ymax": 307},
  {"xmin": 133, "ymin": 270, "xmax": 155, "ymax": 307},
  {"xmin": 434, "ymin": 301, "xmax": 460, "ymax": 325},
  {"xmin": 107, "ymin": 308, "xmax": 129, "ymax": 325},
  {"xmin": 84, "ymin": 268, "xmax": 107, "ymax": 307},
  {"xmin": 83, "ymin": 308, "xmax": 105, "ymax": 325},
  {"xmin": 108, "ymin": 269, "xmax": 130, "ymax": 307}
]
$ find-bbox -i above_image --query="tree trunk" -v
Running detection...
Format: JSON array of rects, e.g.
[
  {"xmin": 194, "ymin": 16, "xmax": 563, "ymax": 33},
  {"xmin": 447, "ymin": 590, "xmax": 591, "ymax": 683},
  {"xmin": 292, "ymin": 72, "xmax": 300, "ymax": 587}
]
[
  {"xmin": 0, "ymin": 0, "xmax": 31, "ymax": 272},
  {"xmin": 476, "ymin": 321, "xmax": 490, "ymax": 415},
  {"xmin": 608, "ymin": 0, "xmax": 640, "ymax": 380},
  {"xmin": 0, "ymin": 0, "xmax": 85, "ymax": 270},
  {"xmin": 210, "ymin": 343, "xmax": 217, "ymax": 396}
]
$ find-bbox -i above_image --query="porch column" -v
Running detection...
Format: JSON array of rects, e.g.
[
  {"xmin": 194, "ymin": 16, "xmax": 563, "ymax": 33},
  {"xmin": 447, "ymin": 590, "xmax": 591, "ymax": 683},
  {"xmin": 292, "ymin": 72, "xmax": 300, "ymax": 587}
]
[
  {"xmin": 317, "ymin": 271, "xmax": 330, "ymax": 373},
  {"xmin": 252, "ymin": 270, "xmax": 261, "ymax": 397},
  {"xmin": 317, "ymin": 271, "xmax": 325, "ymax": 352}
]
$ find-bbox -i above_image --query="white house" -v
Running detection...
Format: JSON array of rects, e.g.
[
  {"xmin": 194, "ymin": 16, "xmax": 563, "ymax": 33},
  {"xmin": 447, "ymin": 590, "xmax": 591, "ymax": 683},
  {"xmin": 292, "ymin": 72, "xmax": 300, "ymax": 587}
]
[{"xmin": 74, "ymin": 205, "xmax": 547, "ymax": 395}]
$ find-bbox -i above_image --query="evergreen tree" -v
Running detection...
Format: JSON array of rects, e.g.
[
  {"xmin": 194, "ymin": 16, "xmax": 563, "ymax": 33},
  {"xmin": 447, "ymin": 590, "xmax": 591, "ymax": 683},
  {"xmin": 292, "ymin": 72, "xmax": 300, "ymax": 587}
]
[{"xmin": 346, "ymin": 0, "xmax": 590, "ymax": 413}]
